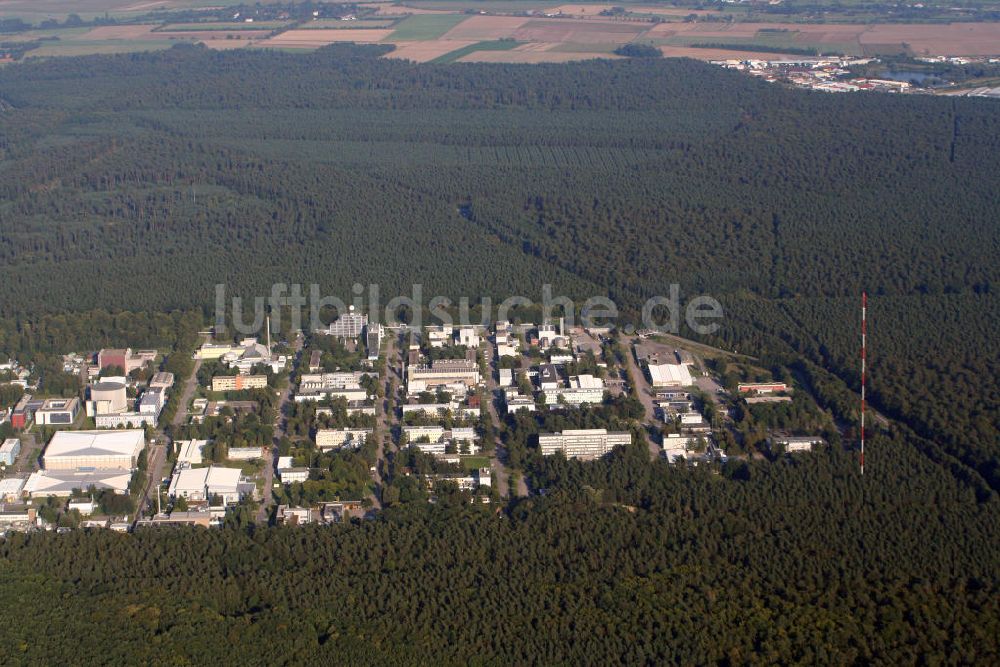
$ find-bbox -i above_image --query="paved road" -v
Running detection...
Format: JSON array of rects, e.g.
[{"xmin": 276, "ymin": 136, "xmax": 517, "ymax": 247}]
[
  {"xmin": 483, "ymin": 340, "xmax": 526, "ymax": 497},
  {"xmin": 133, "ymin": 348, "xmax": 203, "ymax": 526},
  {"xmin": 256, "ymin": 332, "xmax": 303, "ymax": 523},
  {"xmin": 10, "ymin": 431, "xmax": 38, "ymax": 475},
  {"xmin": 622, "ymin": 337, "xmax": 661, "ymax": 461},
  {"xmin": 368, "ymin": 332, "xmax": 402, "ymax": 510}
]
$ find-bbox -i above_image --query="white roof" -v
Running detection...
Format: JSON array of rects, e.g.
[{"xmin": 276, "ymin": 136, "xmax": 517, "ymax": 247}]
[
  {"xmin": 571, "ymin": 374, "xmax": 604, "ymax": 389},
  {"xmin": 277, "ymin": 456, "xmax": 294, "ymax": 470},
  {"xmin": 45, "ymin": 430, "xmax": 145, "ymax": 459},
  {"xmin": 649, "ymin": 363, "xmax": 693, "ymax": 387},
  {"xmin": 176, "ymin": 440, "xmax": 207, "ymax": 466},
  {"xmin": 169, "ymin": 466, "xmax": 241, "ymax": 495},
  {"xmin": 1, "ymin": 438, "xmax": 19, "ymax": 454},
  {"xmin": 0, "ymin": 477, "xmax": 26, "ymax": 496},
  {"xmin": 24, "ymin": 469, "xmax": 132, "ymax": 496}
]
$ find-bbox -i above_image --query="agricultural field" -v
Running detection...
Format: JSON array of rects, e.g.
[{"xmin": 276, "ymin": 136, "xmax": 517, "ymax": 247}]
[
  {"xmin": 3, "ymin": 1, "xmax": 1000, "ymax": 61},
  {"xmin": 389, "ymin": 14, "xmax": 469, "ymax": 40}
]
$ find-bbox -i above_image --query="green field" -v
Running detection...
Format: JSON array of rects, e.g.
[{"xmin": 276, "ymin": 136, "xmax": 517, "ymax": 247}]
[
  {"xmin": 431, "ymin": 39, "xmax": 520, "ymax": 63},
  {"xmin": 28, "ymin": 40, "xmax": 175, "ymax": 57},
  {"xmin": 158, "ymin": 21, "xmax": 291, "ymax": 32},
  {"xmin": 300, "ymin": 19, "xmax": 396, "ymax": 29},
  {"xmin": 460, "ymin": 456, "xmax": 491, "ymax": 470},
  {"xmin": 387, "ymin": 14, "xmax": 468, "ymax": 40}
]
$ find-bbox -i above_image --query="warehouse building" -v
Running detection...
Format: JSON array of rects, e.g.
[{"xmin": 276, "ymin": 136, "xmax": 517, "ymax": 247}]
[
  {"xmin": 168, "ymin": 466, "xmax": 247, "ymax": 505},
  {"xmin": 24, "ymin": 468, "xmax": 133, "ymax": 497},
  {"xmin": 175, "ymin": 439, "xmax": 207, "ymax": 468},
  {"xmin": 648, "ymin": 363, "xmax": 693, "ymax": 388},
  {"xmin": 537, "ymin": 429, "xmax": 631, "ymax": 460},
  {"xmin": 43, "ymin": 430, "xmax": 145, "ymax": 471},
  {"xmin": 0, "ymin": 476, "xmax": 26, "ymax": 501}
]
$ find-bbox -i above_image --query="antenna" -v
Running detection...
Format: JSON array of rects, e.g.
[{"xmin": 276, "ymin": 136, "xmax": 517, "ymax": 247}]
[
  {"xmin": 266, "ymin": 314, "xmax": 272, "ymax": 351},
  {"xmin": 861, "ymin": 292, "xmax": 867, "ymax": 476}
]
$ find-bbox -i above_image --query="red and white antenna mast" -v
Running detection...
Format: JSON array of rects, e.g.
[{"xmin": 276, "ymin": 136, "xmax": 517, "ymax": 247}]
[{"xmin": 860, "ymin": 292, "xmax": 867, "ymax": 476}]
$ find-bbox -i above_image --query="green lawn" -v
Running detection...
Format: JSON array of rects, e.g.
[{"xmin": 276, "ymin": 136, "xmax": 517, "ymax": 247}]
[
  {"xmin": 460, "ymin": 456, "xmax": 491, "ymax": 470},
  {"xmin": 431, "ymin": 39, "xmax": 521, "ymax": 63},
  {"xmin": 387, "ymin": 14, "xmax": 468, "ymax": 41}
]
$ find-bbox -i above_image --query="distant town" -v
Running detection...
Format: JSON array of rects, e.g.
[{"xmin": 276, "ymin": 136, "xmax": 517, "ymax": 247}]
[
  {"xmin": 713, "ymin": 55, "xmax": 1000, "ymax": 97},
  {"xmin": 0, "ymin": 305, "xmax": 844, "ymax": 533}
]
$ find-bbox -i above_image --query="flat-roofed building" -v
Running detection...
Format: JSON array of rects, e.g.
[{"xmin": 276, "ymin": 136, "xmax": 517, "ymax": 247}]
[
  {"xmin": 149, "ymin": 372, "xmax": 175, "ymax": 390},
  {"xmin": 0, "ymin": 476, "xmax": 26, "ymax": 501},
  {"xmin": 97, "ymin": 348, "xmax": 129, "ymax": 371},
  {"xmin": 406, "ymin": 359, "xmax": 480, "ymax": 394},
  {"xmin": 296, "ymin": 372, "xmax": 370, "ymax": 402},
  {"xmin": 648, "ymin": 363, "xmax": 693, "ymax": 388},
  {"xmin": 43, "ymin": 430, "xmax": 145, "ymax": 471},
  {"xmin": 227, "ymin": 446, "xmax": 263, "ymax": 461},
  {"xmin": 35, "ymin": 397, "xmax": 81, "ymax": 426},
  {"xmin": 537, "ymin": 428, "xmax": 631, "ymax": 460},
  {"xmin": 772, "ymin": 435, "xmax": 825, "ymax": 453},
  {"xmin": 139, "ymin": 387, "xmax": 166, "ymax": 415},
  {"xmin": 450, "ymin": 427, "xmax": 476, "ymax": 443},
  {"xmin": 95, "ymin": 412, "xmax": 157, "ymax": 429},
  {"xmin": 212, "ymin": 374, "xmax": 268, "ymax": 392},
  {"xmin": 457, "ymin": 326, "xmax": 480, "ymax": 349},
  {"xmin": 738, "ymin": 382, "xmax": 788, "ymax": 394},
  {"xmin": 194, "ymin": 343, "xmax": 237, "ymax": 360},
  {"xmin": 0, "ymin": 438, "xmax": 20, "ymax": 466},
  {"xmin": 322, "ymin": 309, "xmax": 367, "ymax": 338},
  {"xmin": 366, "ymin": 324, "xmax": 382, "ymax": 361},
  {"xmin": 276, "ymin": 505, "xmax": 314, "ymax": 525},
  {"xmin": 278, "ymin": 467, "xmax": 310, "ymax": 484},
  {"xmin": 309, "ymin": 349, "xmax": 323, "ymax": 372},
  {"xmin": 25, "ymin": 469, "xmax": 133, "ymax": 497},
  {"xmin": 537, "ymin": 363, "xmax": 560, "ymax": 391},
  {"xmin": 175, "ymin": 439, "xmax": 207, "ymax": 467},
  {"xmin": 504, "ymin": 395, "xmax": 536, "ymax": 414},
  {"xmin": 315, "ymin": 428, "xmax": 372, "ymax": 450},
  {"xmin": 543, "ymin": 374, "xmax": 605, "ymax": 406},
  {"xmin": 168, "ymin": 466, "xmax": 246, "ymax": 505},
  {"xmin": 139, "ymin": 511, "xmax": 212, "ymax": 528},
  {"xmin": 10, "ymin": 394, "xmax": 34, "ymax": 430},
  {"xmin": 403, "ymin": 425, "xmax": 445, "ymax": 443}
]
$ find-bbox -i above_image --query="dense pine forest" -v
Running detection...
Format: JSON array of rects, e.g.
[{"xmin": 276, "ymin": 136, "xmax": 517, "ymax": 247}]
[
  {"xmin": 1, "ymin": 440, "xmax": 998, "ymax": 664},
  {"xmin": 0, "ymin": 44, "xmax": 997, "ymax": 662}
]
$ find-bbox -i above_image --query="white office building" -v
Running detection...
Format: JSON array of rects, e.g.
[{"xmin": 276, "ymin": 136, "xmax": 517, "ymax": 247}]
[
  {"xmin": 315, "ymin": 428, "xmax": 372, "ymax": 450},
  {"xmin": 537, "ymin": 429, "xmax": 631, "ymax": 460}
]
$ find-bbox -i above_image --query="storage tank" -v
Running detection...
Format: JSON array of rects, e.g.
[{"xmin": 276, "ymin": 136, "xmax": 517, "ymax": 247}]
[{"xmin": 90, "ymin": 381, "xmax": 128, "ymax": 414}]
